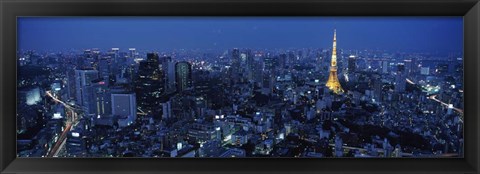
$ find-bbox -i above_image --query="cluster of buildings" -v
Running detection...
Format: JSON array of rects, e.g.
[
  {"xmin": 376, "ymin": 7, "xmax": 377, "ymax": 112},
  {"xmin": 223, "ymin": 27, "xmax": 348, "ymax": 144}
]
[{"xmin": 16, "ymin": 31, "xmax": 463, "ymax": 158}]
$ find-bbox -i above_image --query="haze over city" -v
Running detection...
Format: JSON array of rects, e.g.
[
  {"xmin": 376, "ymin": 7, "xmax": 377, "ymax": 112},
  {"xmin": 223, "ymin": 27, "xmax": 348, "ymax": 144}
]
[{"xmin": 18, "ymin": 17, "xmax": 462, "ymax": 53}]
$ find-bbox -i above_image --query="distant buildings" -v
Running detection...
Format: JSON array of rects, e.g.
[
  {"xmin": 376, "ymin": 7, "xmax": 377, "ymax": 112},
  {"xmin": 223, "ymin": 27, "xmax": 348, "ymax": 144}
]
[
  {"xmin": 16, "ymin": 40, "xmax": 464, "ymax": 158},
  {"xmin": 128, "ymin": 48, "xmax": 137, "ymax": 59}
]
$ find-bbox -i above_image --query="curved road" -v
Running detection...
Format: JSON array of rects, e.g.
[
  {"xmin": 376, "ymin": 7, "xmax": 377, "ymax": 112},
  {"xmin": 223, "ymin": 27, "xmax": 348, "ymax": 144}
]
[{"xmin": 45, "ymin": 91, "xmax": 79, "ymax": 157}]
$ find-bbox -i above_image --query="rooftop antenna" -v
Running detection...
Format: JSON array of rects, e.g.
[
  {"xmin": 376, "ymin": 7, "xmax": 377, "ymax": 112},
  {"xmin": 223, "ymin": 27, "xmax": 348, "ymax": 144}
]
[{"xmin": 333, "ymin": 21, "xmax": 337, "ymax": 32}]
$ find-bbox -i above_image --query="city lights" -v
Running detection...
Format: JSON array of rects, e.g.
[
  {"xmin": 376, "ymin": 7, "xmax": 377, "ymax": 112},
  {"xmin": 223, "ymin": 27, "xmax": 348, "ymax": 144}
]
[{"xmin": 16, "ymin": 17, "xmax": 463, "ymax": 158}]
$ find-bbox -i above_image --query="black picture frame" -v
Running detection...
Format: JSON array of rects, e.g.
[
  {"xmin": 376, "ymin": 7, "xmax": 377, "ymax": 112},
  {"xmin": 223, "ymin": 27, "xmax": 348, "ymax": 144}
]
[{"xmin": 1, "ymin": 0, "xmax": 479, "ymax": 173}]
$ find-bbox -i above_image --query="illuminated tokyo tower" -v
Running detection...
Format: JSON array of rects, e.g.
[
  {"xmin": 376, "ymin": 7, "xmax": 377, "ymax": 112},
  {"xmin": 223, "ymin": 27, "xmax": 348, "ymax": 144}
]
[{"xmin": 326, "ymin": 29, "xmax": 344, "ymax": 94}]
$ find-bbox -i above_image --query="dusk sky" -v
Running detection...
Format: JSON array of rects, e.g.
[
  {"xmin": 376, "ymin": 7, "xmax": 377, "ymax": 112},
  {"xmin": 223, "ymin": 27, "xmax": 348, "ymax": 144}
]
[{"xmin": 18, "ymin": 17, "xmax": 463, "ymax": 53}]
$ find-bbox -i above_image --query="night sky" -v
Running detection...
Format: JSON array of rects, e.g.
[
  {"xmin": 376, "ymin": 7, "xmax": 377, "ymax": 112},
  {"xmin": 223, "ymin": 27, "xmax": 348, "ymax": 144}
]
[{"xmin": 18, "ymin": 17, "xmax": 463, "ymax": 53}]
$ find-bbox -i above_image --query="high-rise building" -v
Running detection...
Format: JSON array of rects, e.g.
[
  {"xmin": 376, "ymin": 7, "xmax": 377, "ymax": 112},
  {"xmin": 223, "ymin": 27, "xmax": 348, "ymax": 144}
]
[
  {"xmin": 111, "ymin": 92, "xmax": 137, "ymax": 127},
  {"xmin": 242, "ymin": 49, "xmax": 254, "ymax": 81},
  {"xmin": 263, "ymin": 56, "xmax": 278, "ymax": 71},
  {"xmin": 244, "ymin": 49, "xmax": 254, "ymax": 70},
  {"xmin": 373, "ymin": 76, "xmax": 383, "ymax": 103},
  {"xmin": 175, "ymin": 61, "xmax": 192, "ymax": 92},
  {"xmin": 404, "ymin": 59, "xmax": 413, "ymax": 76},
  {"xmin": 97, "ymin": 57, "xmax": 112, "ymax": 78},
  {"xmin": 347, "ymin": 55, "xmax": 356, "ymax": 73},
  {"xmin": 135, "ymin": 53, "xmax": 164, "ymax": 115},
  {"xmin": 251, "ymin": 54, "xmax": 264, "ymax": 86},
  {"xmin": 230, "ymin": 48, "xmax": 241, "ymax": 81},
  {"xmin": 128, "ymin": 48, "xmax": 137, "ymax": 59},
  {"xmin": 66, "ymin": 69, "xmax": 77, "ymax": 101},
  {"xmin": 111, "ymin": 48, "xmax": 120, "ymax": 59},
  {"xmin": 167, "ymin": 61, "xmax": 176, "ymax": 91},
  {"xmin": 382, "ymin": 61, "xmax": 389, "ymax": 74},
  {"xmin": 75, "ymin": 69, "xmax": 99, "ymax": 115},
  {"xmin": 395, "ymin": 63, "xmax": 406, "ymax": 93},
  {"xmin": 326, "ymin": 29, "xmax": 344, "ymax": 94},
  {"xmin": 159, "ymin": 56, "xmax": 171, "ymax": 71},
  {"xmin": 159, "ymin": 56, "xmax": 176, "ymax": 92}
]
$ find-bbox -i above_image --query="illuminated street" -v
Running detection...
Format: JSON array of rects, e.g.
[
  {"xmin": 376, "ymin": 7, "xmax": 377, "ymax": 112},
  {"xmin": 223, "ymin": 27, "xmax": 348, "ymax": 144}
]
[
  {"xmin": 17, "ymin": 17, "xmax": 463, "ymax": 158},
  {"xmin": 45, "ymin": 90, "xmax": 79, "ymax": 157}
]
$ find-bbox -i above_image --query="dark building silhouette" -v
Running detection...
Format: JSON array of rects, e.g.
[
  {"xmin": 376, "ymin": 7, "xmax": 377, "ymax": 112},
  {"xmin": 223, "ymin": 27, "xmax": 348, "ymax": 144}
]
[
  {"xmin": 395, "ymin": 63, "xmax": 406, "ymax": 93},
  {"xmin": 230, "ymin": 48, "xmax": 241, "ymax": 81},
  {"xmin": 135, "ymin": 53, "xmax": 165, "ymax": 115},
  {"xmin": 348, "ymin": 55, "xmax": 356, "ymax": 73}
]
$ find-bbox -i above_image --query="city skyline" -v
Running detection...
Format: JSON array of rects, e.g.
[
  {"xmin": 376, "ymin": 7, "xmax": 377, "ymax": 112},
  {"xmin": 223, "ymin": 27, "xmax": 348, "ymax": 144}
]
[
  {"xmin": 17, "ymin": 18, "xmax": 463, "ymax": 158},
  {"xmin": 18, "ymin": 17, "xmax": 462, "ymax": 53}
]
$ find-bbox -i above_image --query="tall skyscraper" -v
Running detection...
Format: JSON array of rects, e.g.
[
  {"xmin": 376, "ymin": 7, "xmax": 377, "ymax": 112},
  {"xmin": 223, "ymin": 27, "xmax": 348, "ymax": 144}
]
[
  {"xmin": 175, "ymin": 61, "xmax": 192, "ymax": 92},
  {"xmin": 111, "ymin": 48, "xmax": 120, "ymax": 60},
  {"xmin": 159, "ymin": 56, "xmax": 171, "ymax": 71},
  {"xmin": 347, "ymin": 55, "xmax": 356, "ymax": 73},
  {"xmin": 326, "ymin": 29, "xmax": 344, "ymax": 94},
  {"xmin": 395, "ymin": 63, "xmax": 406, "ymax": 93},
  {"xmin": 382, "ymin": 61, "xmax": 389, "ymax": 74},
  {"xmin": 75, "ymin": 69, "xmax": 99, "ymax": 115},
  {"xmin": 135, "ymin": 53, "xmax": 164, "ymax": 115},
  {"xmin": 230, "ymin": 48, "xmax": 241, "ymax": 81},
  {"xmin": 98, "ymin": 57, "xmax": 112, "ymax": 78},
  {"xmin": 231, "ymin": 48, "xmax": 240, "ymax": 68},
  {"xmin": 128, "ymin": 48, "xmax": 137, "ymax": 59},
  {"xmin": 404, "ymin": 59, "xmax": 417, "ymax": 76},
  {"xmin": 167, "ymin": 61, "xmax": 176, "ymax": 91},
  {"xmin": 159, "ymin": 56, "xmax": 176, "ymax": 92},
  {"xmin": 66, "ymin": 69, "xmax": 77, "ymax": 101},
  {"xmin": 244, "ymin": 49, "xmax": 254, "ymax": 71}
]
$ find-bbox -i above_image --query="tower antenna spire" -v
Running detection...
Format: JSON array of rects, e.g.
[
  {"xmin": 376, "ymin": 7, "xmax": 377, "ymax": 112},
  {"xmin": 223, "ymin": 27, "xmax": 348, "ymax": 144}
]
[{"xmin": 325, "ymin": 28, "xmax": 344, "ymax": 94}]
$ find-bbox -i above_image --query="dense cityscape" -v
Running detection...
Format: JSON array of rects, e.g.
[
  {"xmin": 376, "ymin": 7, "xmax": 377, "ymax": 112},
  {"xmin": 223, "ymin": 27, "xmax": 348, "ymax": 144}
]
[{"xmin": 17, "ymin": 20, "xmax": 463, "ymax": 157}]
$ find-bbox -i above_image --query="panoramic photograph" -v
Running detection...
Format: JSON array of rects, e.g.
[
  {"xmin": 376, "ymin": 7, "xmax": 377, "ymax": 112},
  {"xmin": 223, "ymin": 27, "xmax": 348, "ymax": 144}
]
[{"xmin": 16, "ymin": 17, "xmax": 463, "ymax": 158}]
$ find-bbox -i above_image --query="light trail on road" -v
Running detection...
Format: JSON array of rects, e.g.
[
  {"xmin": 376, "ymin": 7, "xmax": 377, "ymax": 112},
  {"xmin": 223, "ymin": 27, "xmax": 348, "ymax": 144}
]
[
  {"xmin": 45, "ymin": 90, "xmax": 80, "ymax": 157},
  {"xmin": 406, "ymin": 79, "xmax": 463, "ymax": 118},
  {"xmin": 428, "ymin": 95, "xmax": 463, "ymax": 114},
  {"xmin": 47, "ymin": 123, "xmax": 71, "ymax": 157}
]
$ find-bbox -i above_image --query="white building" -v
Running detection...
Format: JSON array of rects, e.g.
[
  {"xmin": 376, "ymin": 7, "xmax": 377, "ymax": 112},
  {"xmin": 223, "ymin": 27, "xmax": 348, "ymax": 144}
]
[{"xmin": 111, "ymin": 93, "xmax": 137, "ymax": 127}]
